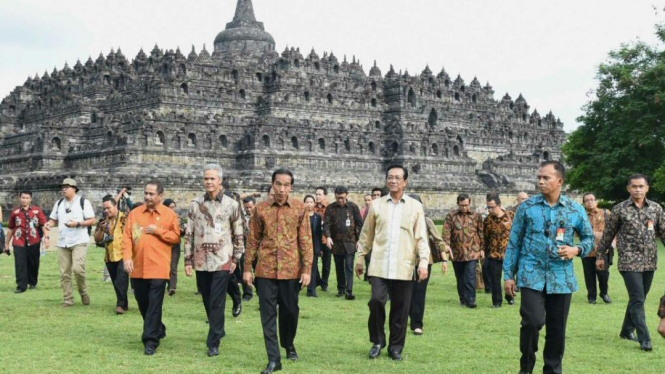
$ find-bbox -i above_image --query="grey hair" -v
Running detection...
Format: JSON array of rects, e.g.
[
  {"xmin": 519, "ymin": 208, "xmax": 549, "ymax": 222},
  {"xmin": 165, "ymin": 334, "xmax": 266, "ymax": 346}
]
[{"xmin": 203, "ymin": 163, "xmax": 223, "ymax": 179}]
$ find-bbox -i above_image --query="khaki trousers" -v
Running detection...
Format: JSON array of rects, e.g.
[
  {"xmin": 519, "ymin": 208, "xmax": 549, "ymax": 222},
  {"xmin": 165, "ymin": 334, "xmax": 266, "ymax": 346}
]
[{"xmin": 58, "ymin": 244, "xmax": 88, "ymax": 305}]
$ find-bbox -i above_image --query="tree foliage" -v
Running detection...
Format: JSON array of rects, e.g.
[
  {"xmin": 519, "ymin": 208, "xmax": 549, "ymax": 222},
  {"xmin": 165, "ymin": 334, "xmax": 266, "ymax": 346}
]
[{"xmin": 563, "ymin": 24, "xmax": 665, "ymax": 202}]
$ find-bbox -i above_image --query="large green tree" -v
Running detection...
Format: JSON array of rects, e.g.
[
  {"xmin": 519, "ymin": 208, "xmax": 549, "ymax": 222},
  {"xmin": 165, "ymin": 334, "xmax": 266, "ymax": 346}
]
[{"xmin": 563, "ymin": 24, "xmax": 665, "ymax": 202}]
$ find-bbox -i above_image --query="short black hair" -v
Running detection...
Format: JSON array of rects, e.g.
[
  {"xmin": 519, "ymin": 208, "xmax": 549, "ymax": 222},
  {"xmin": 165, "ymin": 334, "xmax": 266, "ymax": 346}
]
[
  {"xmin": 486, "ymin": 192, "xmax": 501, "ymax": 206},
  {"xmin": 146, "ymin": 180, "xmax": 164, "ymax": 195},
  {"xmin": 272, "ymin": 168, "xmax": 294, "ymax": 185},
  {"xmin": 334, "ymin": 186, "xmax": 348, "ymax": 195},
  {"xmin": 303, "ymin": 194, "xmax": 315, "ymax": 203},
  {"xmin": 582, "ymin": 193, "xmax": 596, "ymax": 202},
  {"xmin": 316, "ymin": 186, "xmax": 327, "ymax": 195},
  {"xmin": 102, "ymin": 194, "xmax": 117, "ymax": 206},
  {"xmin": 371, "ymin": 187, "xmax": 383, "ymax": 194},
  {"xmin": 540, "ymin": 160, "xmax": 566, "ymax": 179},
  {"xmin": 457, "ymin": 193, "xmax": 470, "ymax": 204},
  {"xmin": 627, "ymin": 174, "xmax": 649, "ymax": 186},
  {"xmin": 243, "ymin": 196, "xmax": 256, "ymax": 204},
  {"xmin": 386, "ymin": 164, "xmax": 408, "ymax": 181},
  {"xmin": 409, "ymin": 194, "xmax": 422, "ymax": 204},
  {"xmin": 19, "ymin": 190, "xmax": 32, "ymax": 197}
]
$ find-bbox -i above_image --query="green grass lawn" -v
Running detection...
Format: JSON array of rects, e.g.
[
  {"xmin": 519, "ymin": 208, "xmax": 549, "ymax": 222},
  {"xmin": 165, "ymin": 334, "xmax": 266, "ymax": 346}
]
[{"xmin": 0, "ymin": 244, "xmax": 664, "ymax": 374}]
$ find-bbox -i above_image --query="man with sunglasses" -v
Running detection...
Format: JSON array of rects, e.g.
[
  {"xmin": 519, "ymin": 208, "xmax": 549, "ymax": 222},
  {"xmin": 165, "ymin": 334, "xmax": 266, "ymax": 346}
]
[{"xmin": 503, "ymin": 161, "xmax": 593, "ymax": 374}]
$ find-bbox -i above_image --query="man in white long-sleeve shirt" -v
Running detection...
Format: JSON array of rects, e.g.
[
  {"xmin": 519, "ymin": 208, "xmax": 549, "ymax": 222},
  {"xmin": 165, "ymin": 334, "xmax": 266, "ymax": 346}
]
[{"xmin": 355, "ymin": 165, "xmax": 430, "ymax": 362}]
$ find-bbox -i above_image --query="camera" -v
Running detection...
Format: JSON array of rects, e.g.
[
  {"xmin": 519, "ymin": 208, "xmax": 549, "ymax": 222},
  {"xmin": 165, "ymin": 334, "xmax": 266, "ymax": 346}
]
[{"xmin": 117, "ymin": 187, "xmax": 132, "ymax": 196}]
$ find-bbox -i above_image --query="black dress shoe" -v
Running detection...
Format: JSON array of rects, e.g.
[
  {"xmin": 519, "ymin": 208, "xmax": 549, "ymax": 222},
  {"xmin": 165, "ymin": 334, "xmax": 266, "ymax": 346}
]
[
  {"xmin": 144, "ymin": 347, "xmax": 156, "ymax": 355},
  {"xmin": 601, "ymin": 295, "xmax": 612, "ymax": 304},
  {"xmin": 320, "ymin": 286, "xmax": 328, "ymax": 292},
  {"xmin": 588, "ymin": 299, "xmax": 597, "ymax": 304},
  {"xmin": 368, "ymin": 344, "xmax": 382, "ymax": 359},
  {"xmin": 232, "ymin": 303, "xmax": 242, "ymax": 317},
  {"xmin": 286, "ymin": 346, "xmax": 298, "ymax": 361},
  {"xmin": 28, "ymin": 284, "xmax": 36, "ymax": 290},
  {"xmin": 345, "ymin": 293, "xmax": 355, "ymax": 300},
  {"xmin": 15, "ymin": 288, "xmax": 26, "ymax": 294},
  {"xmin": 492, "ymin": 304, "xmax": 501, "ymax": 308},
  {"xmin": 207, "ymin": 346, "xmax": 219, "ymax": 357},
  {"xmin": 467, "ymin": 301, "xmax": 477, "ymax": 309},
  {"xmin": 388, "ymin": 349, "xmax": 403, "ymax": 361},
  {"xmin": 640, "ymin": 341, "xmax": 652, "ymax": 351},
  {"xmin": 242, "ymin": 295, "xmax": 253, "ymax": 302},
  {"xmin": 306, "ymin": 292, "xmax": 318, "ymax": 298},
  {"xmin": 336, "ymin": 291, "xmax": 344, "ymax": 297},
  {"xmin": 261, "ymin": 361, "xmax": 282, "ymax": 374},
  {"xmin": 507, "ymin": 299, "xmax": 515, "ymax": 305},
  {"xmin": 620, "ymin": 332, "xmax": 638, "ymax": 342}
]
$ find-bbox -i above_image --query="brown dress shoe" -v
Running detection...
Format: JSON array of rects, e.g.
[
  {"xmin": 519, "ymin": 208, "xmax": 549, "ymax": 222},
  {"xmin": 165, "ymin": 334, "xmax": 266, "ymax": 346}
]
[
  {"xmin": 81, "ymin": 294, "xmax": 90, "ymax": 305},
  {"xmin": 61, "ymin": 303, "xmax": 72, "ymax": 308},
  {"xmin": 115, "ymin": 306, "xmax": 125, "ymax": 314}
]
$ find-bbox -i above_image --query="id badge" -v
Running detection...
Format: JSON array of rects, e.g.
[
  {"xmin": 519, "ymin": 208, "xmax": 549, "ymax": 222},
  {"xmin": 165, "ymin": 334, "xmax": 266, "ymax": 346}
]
[
  {"xmin": 215, "ymin": 222, "xmax": 222, "ymax": 234},
  {"xmin": 556, "ymin": 228, "xmax": 565, "ymax": 242},
  {"xmin": 647, "ymin": 220, "xmax": 654, "ymax": 231},
  {"xmin": 346, "ymin": 219, "xmax": 351, "ymax": 227},
  {"xmin": 29, "ymin": 221, "xmax": 35, "ymax": 229}
]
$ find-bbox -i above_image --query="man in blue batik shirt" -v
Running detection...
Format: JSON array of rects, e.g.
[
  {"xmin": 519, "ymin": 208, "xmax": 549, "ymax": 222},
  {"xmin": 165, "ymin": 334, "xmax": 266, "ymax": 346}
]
[{"xmin": 503, "ymin": 161, "xmax": 594, "ymax": 374}]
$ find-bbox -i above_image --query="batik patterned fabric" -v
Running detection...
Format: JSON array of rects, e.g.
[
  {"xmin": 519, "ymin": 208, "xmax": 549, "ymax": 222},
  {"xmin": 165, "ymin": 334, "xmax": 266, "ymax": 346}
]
[
  {"xmin": 322, "ymin": 201, "xmax": 363, "ymax": 255},
  {"xmin": 658, "ymin": 294, "xmax": 665, "ymax": 318},
  {"xmin": 597, "ymin": 199, "xmax": 665, "ymax": 272},
  {"xmin": 585, "ymin": 208, "xmax": 610, "ymax": 258},
  {"xmin": 184, "ymin": 193, "xmax": 244, "ymax": 272},
  {"xmin": 8, "ymin": 206, "xmax": 47, "ymax": 247},
  {"xmin": 442, "ymin": 210, "xmax": 484, "ymax": 262},
  {"xmin": 245, "ymin": 198, "xmax": 313, "ymax": 280},
  {"xmin": 503, "ymin": 194, "xmax": 594, "ymax": 294},
  {"xmin": 102, "ymin": 212, "xmax": 127, "ymax": 262},
  {"xmin": 483, "ymin": 210, "xmax": 514, "ymax": 260}
]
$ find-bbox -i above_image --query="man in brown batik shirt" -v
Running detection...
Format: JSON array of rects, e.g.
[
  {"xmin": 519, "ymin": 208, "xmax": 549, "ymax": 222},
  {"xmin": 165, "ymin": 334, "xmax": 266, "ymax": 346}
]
[
  {"xmin": 442, "ymin": 193, "xmax": 484, "ymax": 308},
  {"xmin": 243, "ymin": 168, "xmax": 313, "ymax": 374}
]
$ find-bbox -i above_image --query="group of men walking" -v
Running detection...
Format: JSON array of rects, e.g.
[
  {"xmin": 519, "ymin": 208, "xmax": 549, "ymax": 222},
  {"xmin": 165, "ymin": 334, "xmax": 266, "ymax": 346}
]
[{"xmin": 3, "ymin": 160, "xmax": 665, "ymax": 374}]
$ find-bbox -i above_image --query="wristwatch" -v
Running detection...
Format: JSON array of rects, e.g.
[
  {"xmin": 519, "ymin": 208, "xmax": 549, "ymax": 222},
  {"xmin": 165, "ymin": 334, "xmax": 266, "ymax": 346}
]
[{"xmin": 76, "ymin": 222, "xmax": 81, "ymax": 228}]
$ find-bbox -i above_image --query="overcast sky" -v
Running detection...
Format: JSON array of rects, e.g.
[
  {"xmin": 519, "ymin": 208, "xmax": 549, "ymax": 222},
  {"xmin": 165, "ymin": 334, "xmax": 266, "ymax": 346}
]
[{"xmin": 1, "ymin": 0, "xmax": 663, "ymax": 132}]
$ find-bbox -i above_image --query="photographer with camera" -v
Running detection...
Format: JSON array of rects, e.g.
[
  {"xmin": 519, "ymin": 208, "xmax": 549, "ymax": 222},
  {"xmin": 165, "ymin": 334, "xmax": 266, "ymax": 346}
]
[{"xmin": 94, "ymin": 195, "xmax": 129, "ymax": 314}]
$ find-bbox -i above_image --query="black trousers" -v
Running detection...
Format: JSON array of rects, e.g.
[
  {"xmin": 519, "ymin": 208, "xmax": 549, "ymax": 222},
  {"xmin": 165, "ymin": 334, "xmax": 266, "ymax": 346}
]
[
  {"xmin": 131, "ymin": 278, "xmax": 167, "ymax": 349},
  {"xmin": 196, "ymin": 270, "xmax": 232, "ymax": 348},
  {"xmin": 482, "ymin": 257, "xmax": 492, "ymax": 292},
  {"xmin": 168, "ymin": 246, "xmax": 180, "ymax": 291},
  {"xmin": 334, "ymin": 253, "xmax": 355, "ymax": 293},
  {"xmin": 13, "ymin": 244, "xmax": 41, "ymax": 291},
  {"xmin": 363, "ymin": 254, "xmax": 371, "ymax": 281},
  {"xmin": 368, "ymin": 277, "xmax": 414, "ymax": 353},
  {"xmin": 620, "ymin": 271, "xmax": 654, "ymax": 343},
  {"xmin": 318, "ymin": 248, "xmax": 331, "ymax": 289},
  {"xmin": 452, "ymin": 260, "xmax": 477, "ymax": 304},
  {"xmin": 227, "ymin": 267, "xmax": 242, "ymax": 307},
  {"xmin": 307, "ymin": 254, "xmax": 320, "ymax": 294},
  {"xmin": 582, "ymin": 256, "xmax": 609, "ymax": 300},
  {"xmin": 106, "ymin": 260, "xmax": 129, "ymax": 309},
  {"xmin": 256, "ymin": 278, "xmax": 300, "ymax": 362},
  {"xmin": 487, "ymin": 258, "xmax": 512, "ymax": 306},
  {"xmin": 519, "ymin": 288, "xmax": 571, "ymax": 374},
  {"xmin": 238, "ymin": 254, "xmax": 253, "ymax": 298},
  {"xmin": 409, "ymin": 264, "xmax": 432, "ymax": 330}
]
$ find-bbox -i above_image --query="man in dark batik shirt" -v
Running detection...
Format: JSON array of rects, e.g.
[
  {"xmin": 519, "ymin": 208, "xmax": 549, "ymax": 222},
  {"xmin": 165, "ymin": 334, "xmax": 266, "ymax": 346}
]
[
  {"xmin": 597, "ymin": 174, "xmax": 665, "ymax": 352},
  {"xmin": 323, "ymin": 186, "xmax": 363, "ymax": 299}
]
